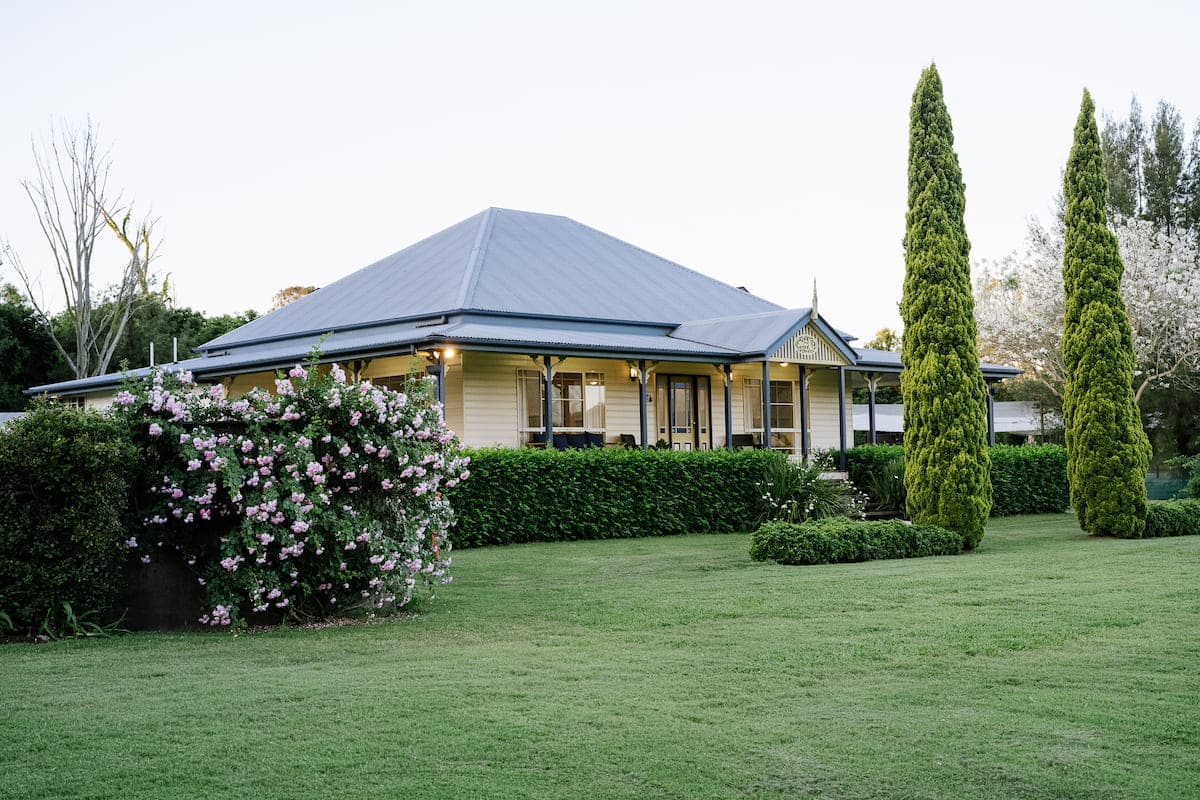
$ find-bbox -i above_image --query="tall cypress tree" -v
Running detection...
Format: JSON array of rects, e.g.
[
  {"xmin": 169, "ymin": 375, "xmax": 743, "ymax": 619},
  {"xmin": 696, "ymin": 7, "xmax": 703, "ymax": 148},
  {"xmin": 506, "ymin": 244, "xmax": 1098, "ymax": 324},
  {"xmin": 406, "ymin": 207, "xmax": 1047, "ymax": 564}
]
[
  {"xmin": 900, "ymin": 64, "xmax": 992, "ymax": 548},
  {"xmin": 1061, "ymin": 91, "xmax": 1151, "ymax": 537}
]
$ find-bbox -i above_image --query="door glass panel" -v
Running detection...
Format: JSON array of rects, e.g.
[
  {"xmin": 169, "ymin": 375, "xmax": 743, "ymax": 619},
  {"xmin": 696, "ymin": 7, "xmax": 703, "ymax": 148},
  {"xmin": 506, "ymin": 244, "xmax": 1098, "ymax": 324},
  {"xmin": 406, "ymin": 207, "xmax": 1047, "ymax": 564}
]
[
  {"xmin": 671, "ymin": 380, "xmax": 692, "ymax": 432},
  {"xmin": 656, "ymin": 378, "xmax": 667, "ymax": 434}
]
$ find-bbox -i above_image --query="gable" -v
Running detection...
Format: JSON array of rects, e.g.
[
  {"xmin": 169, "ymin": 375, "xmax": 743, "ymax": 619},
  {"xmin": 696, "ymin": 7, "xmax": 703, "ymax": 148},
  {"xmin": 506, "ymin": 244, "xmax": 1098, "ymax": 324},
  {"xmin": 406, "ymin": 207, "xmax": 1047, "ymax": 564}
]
[{"xmin": 770, "ymin": 324, "xmax": 850, "ymax": 366}]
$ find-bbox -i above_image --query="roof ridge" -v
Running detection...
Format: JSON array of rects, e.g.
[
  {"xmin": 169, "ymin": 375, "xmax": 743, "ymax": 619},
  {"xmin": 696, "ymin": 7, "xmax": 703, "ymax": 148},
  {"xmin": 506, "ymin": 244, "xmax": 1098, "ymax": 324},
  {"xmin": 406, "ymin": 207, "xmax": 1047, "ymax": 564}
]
[
  {"xmin": 563, "ymin": 216, "xmax": 783, "ymax": 311},
  {"xmin": 454, "ymin": 208, "xmax": 498, "ymax": 309},
  {"xmin": 675, "ymin": 307, "xmax": 810, "ymax": 327}
]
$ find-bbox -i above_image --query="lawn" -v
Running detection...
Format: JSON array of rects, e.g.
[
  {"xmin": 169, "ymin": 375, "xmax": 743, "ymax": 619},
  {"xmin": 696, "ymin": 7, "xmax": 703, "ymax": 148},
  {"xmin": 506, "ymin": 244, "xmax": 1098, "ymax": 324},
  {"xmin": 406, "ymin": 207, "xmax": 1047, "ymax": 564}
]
[{"xmin": 2, "ymin": 514, "xmax": 1198, "ymax": 799}]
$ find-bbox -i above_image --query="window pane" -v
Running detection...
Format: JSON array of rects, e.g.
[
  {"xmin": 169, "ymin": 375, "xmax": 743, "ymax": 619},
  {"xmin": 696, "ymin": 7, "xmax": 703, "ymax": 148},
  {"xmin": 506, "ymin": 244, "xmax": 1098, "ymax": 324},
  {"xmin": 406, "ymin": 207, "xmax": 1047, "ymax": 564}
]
[
  {"xmin": 564, "ymin": 399, "xmax": 584, "ymax": 428},
  {"xmin": 518, "ymin": 370, "xmax": 544, "ymax": 430},
  {"xmin": 697, "ymin": 378, "xmax": 709, "ymax": 434},
  {"xmin": 769, "ymin": 380, "xmax": 794, "ymax": 430},
  {"xmin": 584, "ymin": 373, "xmax": 605, "ymax": 430},
  {"xmin": 744, "ymin": 379, "xmax": 762, "ymax": 430}
]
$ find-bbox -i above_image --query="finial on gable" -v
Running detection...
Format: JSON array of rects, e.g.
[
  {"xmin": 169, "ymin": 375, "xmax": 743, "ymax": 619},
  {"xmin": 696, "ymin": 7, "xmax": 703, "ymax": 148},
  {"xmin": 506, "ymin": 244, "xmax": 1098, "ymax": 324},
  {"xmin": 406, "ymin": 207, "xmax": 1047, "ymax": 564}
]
[{"xmin": 811, "ymin": 278, "xmax": 819, "ymax": 317}]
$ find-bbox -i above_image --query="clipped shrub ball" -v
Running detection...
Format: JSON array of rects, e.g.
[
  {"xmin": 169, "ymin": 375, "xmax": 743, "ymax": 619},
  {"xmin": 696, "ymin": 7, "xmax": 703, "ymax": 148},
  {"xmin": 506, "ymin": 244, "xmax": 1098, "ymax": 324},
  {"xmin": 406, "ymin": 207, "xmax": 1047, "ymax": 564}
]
[{"xmin": 749, "ymin": 517, "xmax": 963, "ymax": 566}]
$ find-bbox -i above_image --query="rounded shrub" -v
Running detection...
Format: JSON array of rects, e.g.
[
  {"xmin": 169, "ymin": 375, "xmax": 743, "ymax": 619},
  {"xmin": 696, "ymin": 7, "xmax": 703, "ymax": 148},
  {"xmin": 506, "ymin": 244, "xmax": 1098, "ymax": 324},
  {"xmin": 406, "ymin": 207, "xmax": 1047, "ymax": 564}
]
[
  {"xmin": 1140, "ymin": 499, "xmax": 1200, "ymax": 538},
  {"xmin": 0, "ymin": 402, "xmax": 138, "ymax": 633},
  {"xmin": 750, "ymin": 517, "xmax": 963, "ymax": 566}
]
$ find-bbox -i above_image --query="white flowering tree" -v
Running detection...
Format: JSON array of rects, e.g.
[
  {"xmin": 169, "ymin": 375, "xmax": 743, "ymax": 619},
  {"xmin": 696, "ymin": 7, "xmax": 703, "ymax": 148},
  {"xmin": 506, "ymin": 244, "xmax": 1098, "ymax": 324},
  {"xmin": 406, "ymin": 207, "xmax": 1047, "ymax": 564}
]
[{"xmin": 975, "ymin": 217, "xmax": 1200, "ymax": 406}]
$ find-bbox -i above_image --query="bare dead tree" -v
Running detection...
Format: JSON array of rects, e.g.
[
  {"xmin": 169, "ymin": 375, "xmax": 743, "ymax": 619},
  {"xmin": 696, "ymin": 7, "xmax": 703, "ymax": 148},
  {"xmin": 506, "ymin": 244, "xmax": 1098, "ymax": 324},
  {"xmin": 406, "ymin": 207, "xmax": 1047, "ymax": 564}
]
[{"xmin": 0, "ymin": 122, "xmax": 159, "ymax": 379}]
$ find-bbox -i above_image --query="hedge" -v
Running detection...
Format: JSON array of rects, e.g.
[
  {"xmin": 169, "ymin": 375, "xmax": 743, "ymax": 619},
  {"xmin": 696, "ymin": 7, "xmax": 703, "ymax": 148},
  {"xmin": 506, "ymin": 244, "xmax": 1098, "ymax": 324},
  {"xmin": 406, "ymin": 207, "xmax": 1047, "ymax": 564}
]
[
  {"xmin": 1138, "ymin": 499, "xmax": 1200, "ymax": 538},
  {"xmin": 749, "ymin": 518, "xmax": 963, "ymax": 565},
  {"xmin": 847, "ymin": 444, "xmax": 1069, "ymax": 517},
  {"xmin": 0, "ymin": 403, "xmax": 138, "ymax": 633},
  {"xmin": 446, "ymin": 448, "xmax": 779, "ymax": 546}
]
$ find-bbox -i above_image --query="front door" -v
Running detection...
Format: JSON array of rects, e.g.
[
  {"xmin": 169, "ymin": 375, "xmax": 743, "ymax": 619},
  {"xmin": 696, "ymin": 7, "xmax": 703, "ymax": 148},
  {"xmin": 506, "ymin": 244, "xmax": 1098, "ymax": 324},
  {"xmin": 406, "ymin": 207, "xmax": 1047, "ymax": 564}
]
[{"xmin": 657, "ymin": 375, "xmax": 711, "ymax": 451}]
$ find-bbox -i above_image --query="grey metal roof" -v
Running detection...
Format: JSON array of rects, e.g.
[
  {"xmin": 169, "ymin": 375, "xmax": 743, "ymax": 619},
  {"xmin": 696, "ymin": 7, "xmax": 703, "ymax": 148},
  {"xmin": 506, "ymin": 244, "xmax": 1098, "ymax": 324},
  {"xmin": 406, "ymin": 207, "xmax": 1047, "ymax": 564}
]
[
  {"xmin": 28, "ymin": 208, "xmax": 1024, "ymax": 397},
  {"xmin": 202, "ymin": 208, "xmax": 781, "ymax": 352},
  {"xmin": 28, "ymin": 316, "xmax": 741, "ymax": 397},
  {"xmin": 441, "ymin": 321, "xmax": 738, "ymax": 356},
  {"xmin": 853, "ymin": 401, "xmax": 1059, "ymax": 434},
  {"xmin": 853, "ymin": 347, "xmax": 1022, "ymax": 378},
  {"xmin": 671, "ymin": 309, "xmax": 810, "ymax": 353}
]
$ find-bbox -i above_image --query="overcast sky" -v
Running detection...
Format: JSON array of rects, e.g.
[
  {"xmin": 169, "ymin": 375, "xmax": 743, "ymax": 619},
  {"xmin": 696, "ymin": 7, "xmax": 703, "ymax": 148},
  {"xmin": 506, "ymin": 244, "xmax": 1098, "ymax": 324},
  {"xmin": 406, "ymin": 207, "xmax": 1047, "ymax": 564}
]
[{"xmin": 2, "ymin": 0, "xmax": 1196, "ymax": 342}]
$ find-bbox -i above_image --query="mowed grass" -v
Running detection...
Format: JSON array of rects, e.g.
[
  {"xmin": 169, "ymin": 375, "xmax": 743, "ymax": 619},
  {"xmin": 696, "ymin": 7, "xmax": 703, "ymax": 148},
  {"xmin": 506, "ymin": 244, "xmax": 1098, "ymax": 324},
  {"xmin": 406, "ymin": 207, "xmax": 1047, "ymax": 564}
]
[{"xmin": 2, "ymin": 515, "xmax": 1198, "ymax": 800}]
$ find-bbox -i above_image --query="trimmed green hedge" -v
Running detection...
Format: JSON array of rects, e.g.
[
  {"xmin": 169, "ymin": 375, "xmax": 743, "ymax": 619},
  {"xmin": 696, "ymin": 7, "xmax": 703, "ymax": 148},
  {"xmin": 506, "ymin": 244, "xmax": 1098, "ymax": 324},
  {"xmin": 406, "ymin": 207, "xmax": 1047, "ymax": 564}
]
[
  {"xmin": 847, "ymin": 444, "xmax": 1069, "ymax": 517},
  {"xmin": 447, "ymin": 448, "xmax": 779, "ymax": 547},
  {"xmin": 1138, "ymin": 500, "xmax": 1200, "ymax": 538},
  {"xmin": 0, "ymin": 403, "xmax": 138, "ymax": 633},
  {"xmin": 989, "ymin": 445, "xmax": 1070, "ymax": 515},
  {"xmin": 749, "ymin": 518, "xmax": 963, "ymax": 565}
]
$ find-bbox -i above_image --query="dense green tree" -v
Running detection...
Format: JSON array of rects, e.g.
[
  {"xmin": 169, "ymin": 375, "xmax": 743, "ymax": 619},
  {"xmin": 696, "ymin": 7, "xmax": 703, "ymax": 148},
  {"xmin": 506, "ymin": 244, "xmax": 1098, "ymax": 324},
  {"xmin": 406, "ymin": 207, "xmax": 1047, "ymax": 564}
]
[
  {"xmin": 1101, "ymin": 97, "xmax": 1200, "ymax": 238},
  {"xmin": 0, "ymin": 286, "xmax": 70, "ymax": 410},
  {"xmin": 900, "ymin": 64, "xmax": 992, "ymax": 548},
  {"xmin": 46, "ymin": 297, "xmax": 257, "ymax": 378},
  {"xmin": 1101, "ymin": 97, "xmax": 1145, "ymax": 218},
  {"xmin": 1142, "ymin": 102, "xmax": 1187, "ymax": 233},
  {"xmin": 103, "ymin": 298, "xmax": 257, "ymax": 369},
  {"xmin": 1061, "ymin": 91, "xmax": 1151, "ymax": 537},
  {"xmin": 864, "ymin": 327, "xmax": 900, "ymax": 352},
  {"xmin": 1183, "ymin": 125, "xmax": 1200, "ymax": 234}
]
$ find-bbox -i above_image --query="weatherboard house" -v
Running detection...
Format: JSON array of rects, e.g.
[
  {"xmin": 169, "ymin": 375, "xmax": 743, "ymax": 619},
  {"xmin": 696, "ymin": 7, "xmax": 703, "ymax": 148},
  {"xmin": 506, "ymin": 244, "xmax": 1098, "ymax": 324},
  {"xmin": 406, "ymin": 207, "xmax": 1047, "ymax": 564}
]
[{"xmin": 30, "ymin": 208, "xmax": 1018, "ymax": 461}]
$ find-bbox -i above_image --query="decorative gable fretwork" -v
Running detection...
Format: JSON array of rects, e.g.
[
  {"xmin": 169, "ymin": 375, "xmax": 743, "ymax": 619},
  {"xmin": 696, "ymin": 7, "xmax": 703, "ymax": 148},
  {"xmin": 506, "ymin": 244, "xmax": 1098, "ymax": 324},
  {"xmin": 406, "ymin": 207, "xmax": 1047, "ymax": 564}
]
[{"xmin": 770, "ymin": 324, "xmax": 849, "ymax": 366}]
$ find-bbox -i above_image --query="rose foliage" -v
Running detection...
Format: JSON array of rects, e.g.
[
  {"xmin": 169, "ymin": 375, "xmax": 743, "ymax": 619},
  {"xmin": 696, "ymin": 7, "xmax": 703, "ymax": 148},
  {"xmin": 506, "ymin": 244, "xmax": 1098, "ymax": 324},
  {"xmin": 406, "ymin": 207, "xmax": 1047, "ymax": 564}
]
[{"xmin": 110, "ymin": 359, "xmax": 469, "ymax": 627}]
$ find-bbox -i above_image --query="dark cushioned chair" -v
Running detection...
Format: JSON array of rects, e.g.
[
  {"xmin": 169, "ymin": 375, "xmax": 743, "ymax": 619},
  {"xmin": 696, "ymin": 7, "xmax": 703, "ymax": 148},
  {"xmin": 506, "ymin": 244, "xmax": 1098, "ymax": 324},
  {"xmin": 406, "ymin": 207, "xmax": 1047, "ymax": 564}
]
[
  {"xmin": 619, "ymin": 433, "xmax": 637, "ymax": 449},
  {"xmin": 565, "ymin": 432, "xmax": 588, "ymax": 449},
  {"xmin": 731, "ymin": 433, "xmax": 758, "ymax": 449},
  {"xmin": 585, "ymin": 432, "xmax": 604, "ymax": 448}
]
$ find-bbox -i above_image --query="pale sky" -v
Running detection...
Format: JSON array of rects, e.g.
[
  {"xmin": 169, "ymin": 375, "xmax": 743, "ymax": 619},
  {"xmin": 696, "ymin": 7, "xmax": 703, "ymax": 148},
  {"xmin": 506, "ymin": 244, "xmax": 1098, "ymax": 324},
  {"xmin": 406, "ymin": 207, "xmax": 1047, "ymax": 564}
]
[{"xmin": 2, "ymin": 0, "xmax": 1197, "ymax": 343}]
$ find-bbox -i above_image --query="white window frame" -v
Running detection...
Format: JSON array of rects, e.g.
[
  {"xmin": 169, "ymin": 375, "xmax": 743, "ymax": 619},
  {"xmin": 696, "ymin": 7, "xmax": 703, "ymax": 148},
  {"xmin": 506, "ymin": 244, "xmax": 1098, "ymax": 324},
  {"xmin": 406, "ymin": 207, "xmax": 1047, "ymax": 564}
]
[{"xmin": 517, "ymin": 370, "xmax": 606, "ymax": 433}]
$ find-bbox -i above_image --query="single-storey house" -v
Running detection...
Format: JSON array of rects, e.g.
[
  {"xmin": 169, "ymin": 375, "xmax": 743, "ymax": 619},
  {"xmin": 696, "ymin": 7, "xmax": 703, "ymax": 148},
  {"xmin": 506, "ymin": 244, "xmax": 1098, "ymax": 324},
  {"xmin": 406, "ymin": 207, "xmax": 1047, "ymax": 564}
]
[{"xmin": 29, "ymin": 208, "xmax": 1019, "ymax": 463}]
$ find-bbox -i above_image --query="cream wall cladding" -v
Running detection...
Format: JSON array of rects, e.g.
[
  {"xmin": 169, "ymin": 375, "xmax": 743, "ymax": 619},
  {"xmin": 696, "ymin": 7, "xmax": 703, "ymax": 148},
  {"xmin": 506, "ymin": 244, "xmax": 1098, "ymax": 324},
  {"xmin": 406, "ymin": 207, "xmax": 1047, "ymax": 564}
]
[
  {"xmin": 730, "ymin": 362, "xmax": 850, "ymax": 452},
  {"xmin": 459, "ymin": 351, "xmax": 647, "ymax": 448},
  {"xmin": 770, "ymin": 324, "xmax": 851, "ymax": 367}
]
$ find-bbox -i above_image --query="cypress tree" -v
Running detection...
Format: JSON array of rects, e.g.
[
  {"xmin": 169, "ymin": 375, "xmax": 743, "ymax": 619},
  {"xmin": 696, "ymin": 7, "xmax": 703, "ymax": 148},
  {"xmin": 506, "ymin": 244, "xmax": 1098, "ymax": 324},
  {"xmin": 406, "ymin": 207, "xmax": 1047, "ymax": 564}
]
[
  {"xmin": 900, "ymin": 64, "xmax": 992, "ymax": 548},
  {"xmin": 1061, "ymin": 91, "xmax": 1151, "ymax": 537}
]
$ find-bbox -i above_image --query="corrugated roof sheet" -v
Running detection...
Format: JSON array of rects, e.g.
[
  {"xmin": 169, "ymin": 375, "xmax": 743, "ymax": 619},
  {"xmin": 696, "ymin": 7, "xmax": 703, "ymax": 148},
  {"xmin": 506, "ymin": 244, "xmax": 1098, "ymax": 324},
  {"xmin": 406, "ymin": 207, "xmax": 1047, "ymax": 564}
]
[
  {"xmin": 441, "ymin": 321, "xmax": 737, "ymax": 355},
  {"xmin": 671, "ymin": 309, "xmax": 810, "ymax": 353},
  {"xmin": 202, "ymin": 212, "xmax": 487, "ymax": 350},
  {"xmin": 853, "ymin": 347, "xmax": 1022, "ymax": 377},
  {"xmin": 202, "ymin": 208, "xmax": 780, "ymax": 351}
]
